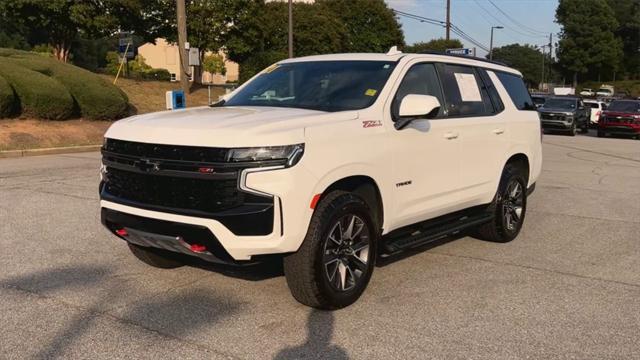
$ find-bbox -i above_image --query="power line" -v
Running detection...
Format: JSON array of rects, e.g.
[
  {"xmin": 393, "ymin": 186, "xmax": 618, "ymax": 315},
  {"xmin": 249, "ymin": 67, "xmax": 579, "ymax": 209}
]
[
  {"xmin": 486, "ymin": 0, "xmax": 549, "ymax": 35},
  {"xmin": 393, "ymin": 9, "xmax": 490, "ymax": 52},
  {"xmin": 472, "ymin": 0, "xmax": 548, "ymax": 39}
]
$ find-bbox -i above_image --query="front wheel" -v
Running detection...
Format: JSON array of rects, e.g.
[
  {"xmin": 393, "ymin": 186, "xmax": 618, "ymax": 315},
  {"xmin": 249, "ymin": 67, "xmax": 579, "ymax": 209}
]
[
  {"xmin": 284, "ymin": 191, "xmax": 377, "ymax": 309},
  {"xmin": 474, "ymin": 163, "xmax": 527, "ymax": 243},
  {"xmin": 568, "ymin": 122, "xmax": 577, "ymax": 136}
]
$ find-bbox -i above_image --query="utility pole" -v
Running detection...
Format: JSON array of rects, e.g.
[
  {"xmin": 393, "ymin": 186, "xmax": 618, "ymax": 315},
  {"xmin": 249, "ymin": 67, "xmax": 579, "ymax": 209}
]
[
  {"xmin": 176, "ymin": 0, "xmax": 189, "ymax": 96},
  {"xmin": 445, "ymin": 0, "xmax": 451, "ymax": 41},
  {"xmin": 540, "ymin": 45, "xmax": 546, "ymax": 91},
  {"xmin": 288, "ymin": 0, "xmax": 293, "ymax": 58},
  {"xmin": 549, "ymin": 33, "xmax": 553, "ymax": 60}
]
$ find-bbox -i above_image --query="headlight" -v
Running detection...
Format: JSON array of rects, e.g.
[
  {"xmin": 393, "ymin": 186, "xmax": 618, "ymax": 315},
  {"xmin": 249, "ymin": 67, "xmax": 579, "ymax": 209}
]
[{"xmin": 227, "ymin": 144, "xmax": 304, "ymax": 167}]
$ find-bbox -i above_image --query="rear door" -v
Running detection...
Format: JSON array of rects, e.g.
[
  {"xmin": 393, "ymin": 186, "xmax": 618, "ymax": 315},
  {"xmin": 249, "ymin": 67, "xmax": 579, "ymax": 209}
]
[{"xmin": 435, "ymin": 63, "xmax": 506, "ymax": 206}]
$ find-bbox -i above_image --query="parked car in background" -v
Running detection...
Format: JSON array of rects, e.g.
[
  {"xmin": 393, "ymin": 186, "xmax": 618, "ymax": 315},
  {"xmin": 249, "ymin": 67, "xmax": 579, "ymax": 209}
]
[
  {"xmin": 539, "ymin": 96, "xmax": 589, "ymax": 135},
  {"xmin": 596, "ymin": 85, "xmax": 615, "ymax": 98},
  {"xmin": 597, "ymin": 100, "xmax": 640, "ymax": 139},
  {"xmin": 531, "ymin": 94, "xmax": 548, "ymax": 108},
  {"xmin": 584, "ymin": 99, "xmax": 606, "ymax": 125},
  {"xmin": 580, "ymin": 88, "xmax": 595, "ymax": 97}
]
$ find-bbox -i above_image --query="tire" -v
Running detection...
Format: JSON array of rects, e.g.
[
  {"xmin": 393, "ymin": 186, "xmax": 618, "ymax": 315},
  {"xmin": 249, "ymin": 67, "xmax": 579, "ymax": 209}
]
[
  {"xmin": 597, "ymin": 130, "xmax": 605, "ymax": 138},
  {"xmin": 474, "ymin": 163, "xmax": 527, "ymax": 243},
  {"xmin": 128, "ymin": 243, "xmax": 184, "ymax": 269},
  {"xmin": 568, "ymin": 122, "xmax": 577, "ymax": 136},
  {"xmin": 283, "ymin": 191, "xmax": 377, "ymax": 309}
]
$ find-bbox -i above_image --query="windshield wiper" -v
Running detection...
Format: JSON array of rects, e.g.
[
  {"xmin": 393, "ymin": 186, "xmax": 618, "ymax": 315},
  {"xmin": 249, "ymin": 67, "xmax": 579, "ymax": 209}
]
[{"xmin": 210, "ymin": 99, "xmax": 226, "ymax": 107}]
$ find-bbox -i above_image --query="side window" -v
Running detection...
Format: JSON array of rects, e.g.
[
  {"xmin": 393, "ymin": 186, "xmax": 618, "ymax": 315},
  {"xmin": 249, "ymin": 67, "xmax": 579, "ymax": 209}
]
[
  {"xmin": 495, "ymin": 72, "xmax": 536, "ymax": 111},
  {"xmin": 477, "ymin": 68, "xmax": 504, "ymax": 113},
  {"xmin": 436, "ymin": 63, "xmax": 494, "ymax": 117},
  {"xmin": 392, "ymin": 63, "xmax": 445, "ymax": 118}
]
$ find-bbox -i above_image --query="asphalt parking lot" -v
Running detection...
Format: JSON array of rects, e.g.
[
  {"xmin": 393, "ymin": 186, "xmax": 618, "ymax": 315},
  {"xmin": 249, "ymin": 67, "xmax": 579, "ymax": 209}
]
[{"xmin": 1, "ymin": 132, "xmax": 639, "ymax": 359}]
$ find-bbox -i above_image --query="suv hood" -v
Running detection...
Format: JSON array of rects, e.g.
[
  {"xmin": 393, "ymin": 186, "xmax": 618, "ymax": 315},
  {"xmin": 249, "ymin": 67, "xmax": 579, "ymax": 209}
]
[{"xmin": 105, "ymin": 106, "xmax": 358, "ymax": 147}]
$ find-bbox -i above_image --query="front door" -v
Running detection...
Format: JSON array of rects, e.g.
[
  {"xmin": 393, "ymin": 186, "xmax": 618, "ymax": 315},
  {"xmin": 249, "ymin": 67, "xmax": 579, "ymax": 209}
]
[{"xmin": 387, "ymin": 62, "xmax": 464, "ymax": 229}]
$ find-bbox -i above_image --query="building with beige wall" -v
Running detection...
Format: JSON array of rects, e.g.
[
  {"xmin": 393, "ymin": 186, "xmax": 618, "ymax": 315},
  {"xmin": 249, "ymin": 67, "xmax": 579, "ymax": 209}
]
[{"xmin": 138, "ymin": 38, "xmax": 239, "ymax": 84}]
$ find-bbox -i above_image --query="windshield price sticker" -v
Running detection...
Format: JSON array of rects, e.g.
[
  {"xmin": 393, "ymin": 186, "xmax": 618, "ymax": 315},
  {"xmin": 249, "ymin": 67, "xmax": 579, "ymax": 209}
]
[{"xmin": 365, "ymin": 89, "xmax": 378, "ymax": 96}]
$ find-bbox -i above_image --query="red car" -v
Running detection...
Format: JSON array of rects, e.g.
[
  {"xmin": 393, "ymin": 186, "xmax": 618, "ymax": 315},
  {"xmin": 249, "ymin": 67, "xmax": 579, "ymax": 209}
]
[{"xmin": 597, "ymin": 100, "xmax": 640, "ymax": 139}]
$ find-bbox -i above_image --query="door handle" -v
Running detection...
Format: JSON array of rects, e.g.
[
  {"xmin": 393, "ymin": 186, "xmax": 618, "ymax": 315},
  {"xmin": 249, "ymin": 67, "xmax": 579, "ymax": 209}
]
[
  {"xmin": 444, "ymin": 132, "xmax": 459, "ymax": 140},
  {"xmin": 492, "ymin": 128, "xmax": 505, "ymax": 135}
]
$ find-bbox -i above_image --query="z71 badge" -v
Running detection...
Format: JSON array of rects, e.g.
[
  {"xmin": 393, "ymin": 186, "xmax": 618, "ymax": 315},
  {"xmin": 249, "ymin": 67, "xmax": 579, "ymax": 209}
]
[{"xmin": 362, "ymin": 120, "xmax": 382, "ymax": 128}]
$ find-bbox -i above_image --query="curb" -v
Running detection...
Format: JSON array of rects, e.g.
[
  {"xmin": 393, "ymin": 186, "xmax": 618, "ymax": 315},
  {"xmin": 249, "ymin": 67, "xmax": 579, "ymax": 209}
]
[{"xmin": 0, "ymin": 144, "xmax": 101, "ymax": 159}]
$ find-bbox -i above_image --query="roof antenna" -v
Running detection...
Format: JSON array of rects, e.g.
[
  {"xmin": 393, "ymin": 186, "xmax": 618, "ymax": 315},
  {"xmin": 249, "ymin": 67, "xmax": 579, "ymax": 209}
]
[{"xmin": 386, "ymin": 46, "xmax": 402, "ymax": 56}]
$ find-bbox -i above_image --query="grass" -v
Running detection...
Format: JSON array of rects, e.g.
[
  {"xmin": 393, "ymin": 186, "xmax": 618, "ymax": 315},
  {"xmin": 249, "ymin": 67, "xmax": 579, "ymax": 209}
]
[{"xmin": 0, "ymin": 75, "xmax": 226, "ymax": 151}]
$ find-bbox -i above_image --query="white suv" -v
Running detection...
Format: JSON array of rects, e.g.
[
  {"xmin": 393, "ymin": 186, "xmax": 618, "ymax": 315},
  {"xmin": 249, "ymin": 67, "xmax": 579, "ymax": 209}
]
[{"xmin": 100, "ymin": 50, "xmax": 542, "ymax": 309}]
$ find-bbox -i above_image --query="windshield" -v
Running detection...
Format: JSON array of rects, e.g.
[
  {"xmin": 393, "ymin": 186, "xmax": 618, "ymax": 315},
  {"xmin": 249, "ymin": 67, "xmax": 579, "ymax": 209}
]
[
  {"xmin": 543, "ymin": 98, "xmax": 577, "ymax": 109},
  {"xmin": 223, "ymin": 61, "xmax": 397, "ymax": 112},
  {"xmin": 607, "ymin": 101, "xmax": 640, "ymax": 113}
]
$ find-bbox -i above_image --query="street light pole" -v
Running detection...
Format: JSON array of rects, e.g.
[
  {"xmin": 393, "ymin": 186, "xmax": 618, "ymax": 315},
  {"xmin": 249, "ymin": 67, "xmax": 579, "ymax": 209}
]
[
  {"xmin": 489, "ymin": 26, "xmax": 503, "ymax": 61},
  {"xmin": 288, "ymin": 0, "xmax": 293, "ymax": 58}
]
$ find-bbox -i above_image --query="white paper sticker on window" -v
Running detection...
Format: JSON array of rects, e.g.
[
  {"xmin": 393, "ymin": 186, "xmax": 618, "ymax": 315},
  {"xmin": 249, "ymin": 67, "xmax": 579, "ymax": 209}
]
[{"xmin": 454, "ymin": 73, "xmax": 482, "ymax": 102}]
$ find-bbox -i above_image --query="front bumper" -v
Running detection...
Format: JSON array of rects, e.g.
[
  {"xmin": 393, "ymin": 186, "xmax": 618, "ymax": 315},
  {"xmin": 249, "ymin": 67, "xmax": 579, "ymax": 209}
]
[
  {"xmin": 598, "ymin": 124, "xmax": 640, "ymax": 136},
  {"xmin": 100, "ymin": 165, "xmax": 318, "ymax": 262},
  {"xmin": 541, "ymin": 120, "xmax": 573, "ymax": 131}
]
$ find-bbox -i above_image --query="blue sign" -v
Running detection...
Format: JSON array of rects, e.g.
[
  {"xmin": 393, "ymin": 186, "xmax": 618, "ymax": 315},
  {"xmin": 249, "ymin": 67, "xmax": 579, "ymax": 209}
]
[
  {"xmin": 170, "ymin": 90, "xmax": 185, "ymax": 110},
  {"xmin": 446, "ymin": 48, "xmax": 472, "ymax": 55}
]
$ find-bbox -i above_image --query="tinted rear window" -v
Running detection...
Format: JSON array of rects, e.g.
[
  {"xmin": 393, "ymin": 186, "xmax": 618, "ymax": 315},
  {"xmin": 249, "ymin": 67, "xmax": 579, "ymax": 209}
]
[{"xmin": 496, "ymin": 72, "xmax": 536, "ymax": 110}]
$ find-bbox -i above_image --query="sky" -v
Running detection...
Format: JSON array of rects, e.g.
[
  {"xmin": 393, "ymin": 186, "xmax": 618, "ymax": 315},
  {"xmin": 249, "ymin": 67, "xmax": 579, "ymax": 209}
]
[{"xmin": 385, "ymin": 0, "xmax": 561, "ymax": 57}]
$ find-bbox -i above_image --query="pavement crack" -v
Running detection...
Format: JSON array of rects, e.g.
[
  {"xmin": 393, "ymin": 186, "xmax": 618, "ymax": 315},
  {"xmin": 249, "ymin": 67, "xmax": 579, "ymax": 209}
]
[
  {"xmin": 543, "ymin": 141, "xmax": 640, "ymax": 164},
  {"xmin": 429, "ymin": 251, "xmax": 640, "ymax": 290},
  {"xmin": 528, "ymin": 209, "xmax": 640, "ymax": 224},
  {"xmin": 0, "ymin": 284, "xmax": 243, "ymax": 360}
]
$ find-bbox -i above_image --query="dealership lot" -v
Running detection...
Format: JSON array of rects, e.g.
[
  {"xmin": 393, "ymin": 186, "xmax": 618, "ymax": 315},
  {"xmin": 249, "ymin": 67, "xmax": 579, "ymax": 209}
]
[{"xmin": 1, "ymin": 133, "xmax": 639, "ymax": 359}]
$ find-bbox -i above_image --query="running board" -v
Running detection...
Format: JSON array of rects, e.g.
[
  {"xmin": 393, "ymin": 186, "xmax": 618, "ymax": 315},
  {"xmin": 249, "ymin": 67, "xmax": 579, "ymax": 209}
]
[{"xmin": 381, "ymin": 209, "xmax": 493, "ymax": 257}]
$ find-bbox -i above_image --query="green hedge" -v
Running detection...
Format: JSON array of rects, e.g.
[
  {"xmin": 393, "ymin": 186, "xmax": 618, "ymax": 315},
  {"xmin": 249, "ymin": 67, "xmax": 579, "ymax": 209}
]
[
  {"xmin": 0, "ymin": 75, "xmax": 16, "ymax": 117},
  {"xmin": 0, "ymin": 57, "xmax": 75, "ymax": 120},
  {"xmin": 0, "ymin": 48, "xmax": 130, "ymax": 120}
]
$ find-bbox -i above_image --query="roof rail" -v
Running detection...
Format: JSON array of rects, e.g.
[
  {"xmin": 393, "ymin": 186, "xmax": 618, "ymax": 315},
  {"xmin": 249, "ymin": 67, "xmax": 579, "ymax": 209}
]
[{"xmin": 416, "ymin": 50, "xmax": 507, "ymax": 67}]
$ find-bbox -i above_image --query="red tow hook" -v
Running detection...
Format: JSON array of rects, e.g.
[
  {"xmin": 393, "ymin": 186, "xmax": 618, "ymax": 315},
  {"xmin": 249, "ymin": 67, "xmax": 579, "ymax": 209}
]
[
  {"xmin": 115, "ymin": 228, "xmax": 128, "ymax": 237},
  {"xmin": 190, "ymin": 243, "xmax": 207, "ymax": 253}
]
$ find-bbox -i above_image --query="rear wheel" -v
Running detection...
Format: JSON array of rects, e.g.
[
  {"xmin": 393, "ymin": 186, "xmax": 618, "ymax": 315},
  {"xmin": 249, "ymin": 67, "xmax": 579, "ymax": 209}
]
[
  {"xmin": 128, "ymin": 243, "xmax": 184, "ymax": 269},
  {"xmin": 475, "ymin": 163, "xmax": 527, "ymax": 243},
  {"xmin": 284, "ymin": 191, "xmax": 377, "ymax": 309}
]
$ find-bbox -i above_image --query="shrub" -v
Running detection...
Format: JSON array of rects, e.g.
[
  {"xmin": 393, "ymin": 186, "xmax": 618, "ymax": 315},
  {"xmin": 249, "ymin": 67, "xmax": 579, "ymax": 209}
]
[
  {"xmin": 0, "ymin": 75, "xmax": 16, "ymax": 117},
  {"xmin": 0, "ymin": 57, "xmax": 75, "ymax": 120},
  {"xmin": 104, "ymin": 52, "xmax": 171, "ymax": 82},
  {"xmin": 0, "ymin": 49, "xmax": 129, "ymax": 120},
  {"xmin": 141, "ymin": 68, "xmax": 171, "ymax": 81},
  {"xmin": 203, "ymin": 54, "xmax": 226, "ymax": 75}
]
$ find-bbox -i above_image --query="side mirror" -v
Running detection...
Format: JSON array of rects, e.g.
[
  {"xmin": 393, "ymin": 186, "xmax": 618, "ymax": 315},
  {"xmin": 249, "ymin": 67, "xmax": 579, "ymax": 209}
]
[{"xmin": 395, "ymin": 94, "xmax": 441, "ymax": 130}]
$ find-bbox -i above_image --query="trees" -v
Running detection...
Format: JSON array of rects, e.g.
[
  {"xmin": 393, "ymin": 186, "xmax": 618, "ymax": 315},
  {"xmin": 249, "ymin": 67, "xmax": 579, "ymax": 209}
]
[
  {"xmin": 490, "ymin": 44, "xmax": 557, "ymax": 88},
  {"xmin": 226, "ymin": 0, "xmax": 404, "ymax": 82},
  {"xmin": 316, "ymin": 0, "xmax": 404, "ymax": 53},
  {"xmin": 556, "ymin": 0, "xmax": 623, "ymax": 86},
  {"xmin": 403, "ymin": 39, "xmax": 464, "ymax": 53},
  {"xmin": 606, "ymin": 0, "xmax": 640, "ymax": 79},
  {"xmin": 0, "ymin": 0, "xmax": 168, "ymax": 62}
]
